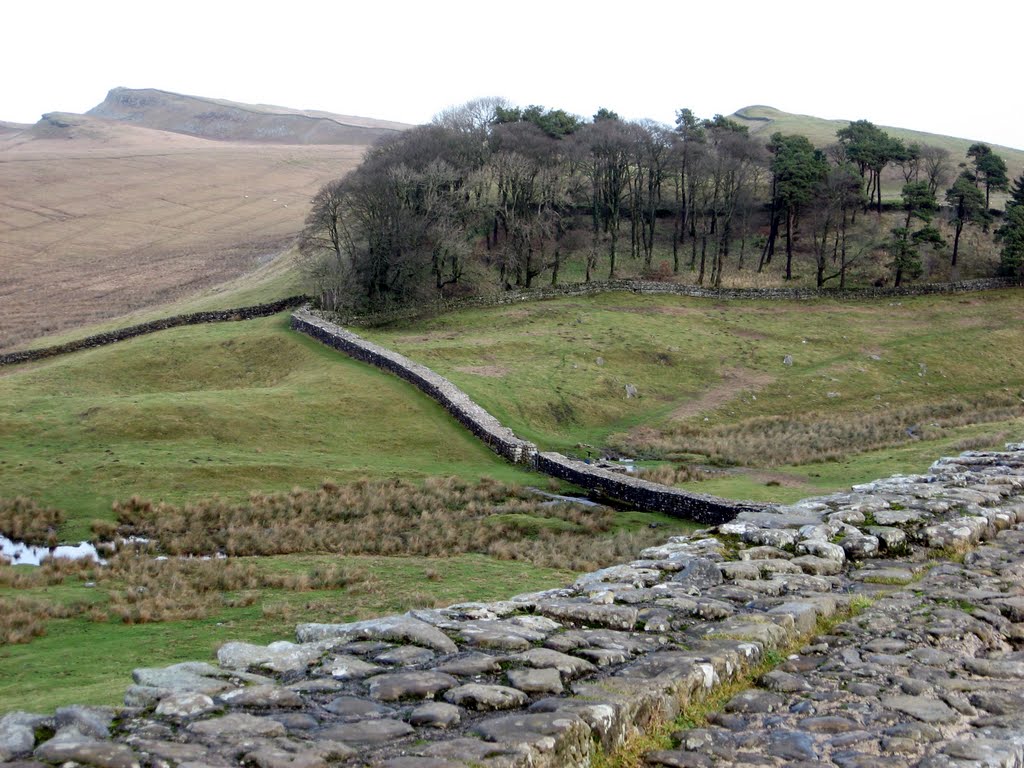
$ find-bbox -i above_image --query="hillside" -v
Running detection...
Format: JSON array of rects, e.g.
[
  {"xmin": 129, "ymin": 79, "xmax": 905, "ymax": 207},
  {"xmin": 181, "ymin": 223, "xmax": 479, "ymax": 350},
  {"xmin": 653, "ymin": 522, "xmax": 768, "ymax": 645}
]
[
  {"xmin": 87, "ymin": 87, "xmax": 409, "ymax": 145},
  {"xmin": 0, "ymin": 101, "xmax": 381, "ymax": 351},
  {"xmin": 730, "ymin": 105, "xmax": 1024, "ymax": 198}
]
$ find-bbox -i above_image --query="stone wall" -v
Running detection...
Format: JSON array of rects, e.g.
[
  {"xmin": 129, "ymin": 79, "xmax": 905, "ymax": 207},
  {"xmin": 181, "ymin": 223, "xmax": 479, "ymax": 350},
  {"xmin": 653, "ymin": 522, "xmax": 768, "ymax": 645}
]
[
  {"xmin": 291, "ymin": 310, "xmax": 765, "ymax": 521},
  {"xmin": 291, "ymin": 310, "xmax": 538, "ymax": 465},
  {"xmin": 336, "ymin": 277, "xmax": 1022, "ymax": 328},
  {"xmin": 0, "ymin": 296, "xmax": 308, "ymax": 367},
  {"xmin": 536, "ymin": 452, "xmax": 762, "ymax": 525}
]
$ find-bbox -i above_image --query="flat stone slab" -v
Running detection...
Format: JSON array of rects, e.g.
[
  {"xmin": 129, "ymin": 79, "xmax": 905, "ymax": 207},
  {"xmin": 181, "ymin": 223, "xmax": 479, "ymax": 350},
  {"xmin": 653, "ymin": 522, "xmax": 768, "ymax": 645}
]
[
  {"xmin": 366, "ymin": 671, "xmax": 459, "ymax": 701},
  {"xmin": 506, "ymin": 667, "xmax": 563, "ymax": 694},
  {"xmin": 444, "ymin": 684, "xmax": 529, "ymax": 711},
  {"xmin": 881, "ymin": 695, "xmax": 959, "ymax": 724},
  {"xmin": 295, "ymin": 615, "xmax": 458, "ymax": 654},
  {"xmin": 188, "ymin": 713, "xmax": 287, "ymax": 738},
  {"xmin": 510, "ymin": 648, "xmax": 597, "ymax": 678},
  {"xmin": 317, "ymin": 718, "xmax": 415, "ymax": 745},
  {"xmin": 319, "ymin": 654, "xmax": 383, "ymax": 679},
  {"xmin": 35, "ymin": 733, "xmax": 139, "ymax": 768}
]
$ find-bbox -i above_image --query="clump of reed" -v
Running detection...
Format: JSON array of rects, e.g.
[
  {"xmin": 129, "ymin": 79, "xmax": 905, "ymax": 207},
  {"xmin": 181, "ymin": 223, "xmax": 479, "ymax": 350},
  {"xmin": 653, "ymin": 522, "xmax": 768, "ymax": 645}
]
[
  {"xmin": 107, "ymin": 476, "xmax": 636, "ymax": 570},
  {"xmin": 0, "ymin": 498, "xmax": 64, "ymax": 546},
  {"xmin": 612, "ymin": 394, "xmax": 1024, "ymax": 468},
  {"xmin": 635, "ymin": 463, "xmax": 709, "ymax": 486},
  {"xmin": 0, "ymin": 596, "xmax": 82, "ymax": 644},
  {"xmin": 0, "ymin": 549, "xmax": 372, "ymax": 641}
]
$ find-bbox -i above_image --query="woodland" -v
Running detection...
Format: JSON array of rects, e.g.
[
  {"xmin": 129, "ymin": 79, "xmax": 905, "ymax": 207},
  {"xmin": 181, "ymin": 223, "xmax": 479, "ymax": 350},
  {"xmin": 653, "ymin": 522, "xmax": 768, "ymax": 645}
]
[{"xmin": 299, "ymin": 98, "xmax": 1024, "ymax": 311}]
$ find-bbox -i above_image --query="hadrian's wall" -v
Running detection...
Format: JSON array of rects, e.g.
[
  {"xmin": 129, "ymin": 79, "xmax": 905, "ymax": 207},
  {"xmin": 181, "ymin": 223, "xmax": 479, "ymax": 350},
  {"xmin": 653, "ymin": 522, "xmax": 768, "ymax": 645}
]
[
  {"xmin": 0, "ymin": 296, "xmax": 308, "ymax": 367},
  {"xmin": 290, "ymin": 310, "xmax": 538, "ymax": 465},
  {"xmin": 290, "ymin": 309, "xmax": 765, "ymax": 523},
  {"xmin": 7, "ymin": 447, "xmax": 1024, "ymax": 767}
]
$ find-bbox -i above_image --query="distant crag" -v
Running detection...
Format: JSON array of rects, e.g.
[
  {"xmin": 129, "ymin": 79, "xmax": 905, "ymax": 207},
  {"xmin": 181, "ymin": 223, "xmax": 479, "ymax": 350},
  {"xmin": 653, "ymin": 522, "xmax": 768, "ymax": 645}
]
[{"xmin": 87, "ymin": 87, "xmax": 409, "ymax": 145}]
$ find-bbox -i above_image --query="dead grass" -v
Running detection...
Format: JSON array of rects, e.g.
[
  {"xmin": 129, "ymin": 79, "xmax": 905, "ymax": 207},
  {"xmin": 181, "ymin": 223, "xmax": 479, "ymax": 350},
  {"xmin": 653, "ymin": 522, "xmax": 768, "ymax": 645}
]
[
  {"xmin": 635, "ymin": 464, "xmax": 709, "ymax": 485},
  {"xmin": 107, "ymin": 476, "xmax": 673, "ymax": 572},
  {"xmin": 0, "ymin": 550, "xmax": 372, "ymax": 640},
  {"xmin": 0, "ymin": 498, "xmax": 64, "ymax": 546},
  {"xmin": 613, "ymin": 393, "xmax": 1024, "ymax": 467},
  {"xmin": 0, "ymin": 120, "xmax": 365, "ymax": 351}
]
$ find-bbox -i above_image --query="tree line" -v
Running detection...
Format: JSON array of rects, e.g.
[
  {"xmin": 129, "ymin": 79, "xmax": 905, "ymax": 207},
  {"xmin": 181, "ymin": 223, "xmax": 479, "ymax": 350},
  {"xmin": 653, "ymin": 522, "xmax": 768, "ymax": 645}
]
[{"xmin": 299, "ymin": 97, "xmax": 1024, "ymax": 310}]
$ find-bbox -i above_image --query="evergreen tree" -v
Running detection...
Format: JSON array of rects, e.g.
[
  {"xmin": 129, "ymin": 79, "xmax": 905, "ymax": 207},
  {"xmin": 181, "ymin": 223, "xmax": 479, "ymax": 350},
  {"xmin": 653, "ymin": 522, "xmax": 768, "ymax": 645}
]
[
  {"xmin": 997, "ymin": 172, "xmax": 1024, "ymax": 276},
  {"xmin": 945, "ymin": 171, "xmax": 990, "ymax": 270},
  {"xmin": 889, "ymin": 181, "xmax": 943, "ymax": 286},
  {"xmin": 966, "ymin": 143, "xmax": 1009, "ymax": 209}
]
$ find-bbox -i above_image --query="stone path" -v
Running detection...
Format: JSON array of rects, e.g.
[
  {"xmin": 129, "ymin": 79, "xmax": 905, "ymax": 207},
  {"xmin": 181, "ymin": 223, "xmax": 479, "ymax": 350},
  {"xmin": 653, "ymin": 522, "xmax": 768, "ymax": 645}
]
[{"xmin": 3, "ymin": 446, "xmax": 1024, "ymax": 768}]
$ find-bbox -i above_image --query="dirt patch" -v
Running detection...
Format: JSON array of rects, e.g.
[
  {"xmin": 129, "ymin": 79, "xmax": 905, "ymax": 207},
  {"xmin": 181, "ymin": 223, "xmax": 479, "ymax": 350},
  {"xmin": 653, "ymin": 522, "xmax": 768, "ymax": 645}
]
[
  {"xmin": 733, "ymin": 327, "xmax": 768, "ymax": 340},
  {"xmin": 670, "ymin": 367, "xmax": 775, "ymax": 421},
  {"xmin": 455, "ymin": 365, "xmax": 510, "ymax": 378},
  {"xmin": 604, "ymin": 305, "xmax": 697, "ymax": 317}
]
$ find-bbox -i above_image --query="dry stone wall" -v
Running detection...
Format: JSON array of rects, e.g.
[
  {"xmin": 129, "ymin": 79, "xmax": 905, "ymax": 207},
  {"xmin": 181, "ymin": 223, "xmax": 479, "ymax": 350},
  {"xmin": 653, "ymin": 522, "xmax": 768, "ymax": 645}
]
[
  {"xmin": 291, "ymin": 310, "xmax": 764, "ymax": 521},
  {"xmin": 5, "ymin": 446, "xmax": 1024, "ymax": 767},
  {"xmin": 0, "ymin": 297, "xmax": 308, "ymax": 367},
  {"xmin": 337, "ymin": 277, "xmax": 1022, "ymax": 328},
  {"xmin": 290, "ymin": 310, "xmax": 538, "ymax": 465}
]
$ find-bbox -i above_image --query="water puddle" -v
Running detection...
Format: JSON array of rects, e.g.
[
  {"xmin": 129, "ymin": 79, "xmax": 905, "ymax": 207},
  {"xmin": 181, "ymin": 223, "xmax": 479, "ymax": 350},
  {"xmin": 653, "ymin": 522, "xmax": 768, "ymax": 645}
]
[
  {"xmin": 528, "ymin": 488, "xmax": 603, "ymax": 507},
  {"xmin": 0, "ymin": 535, "xmax": 103, "ymax": 566}
]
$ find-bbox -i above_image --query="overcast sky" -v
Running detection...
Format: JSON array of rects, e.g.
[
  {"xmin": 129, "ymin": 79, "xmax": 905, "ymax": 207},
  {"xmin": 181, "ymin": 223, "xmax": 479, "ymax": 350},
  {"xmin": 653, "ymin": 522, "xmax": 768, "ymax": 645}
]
[{"xmin": 5, "ymin": 0, "xmax": 1023, "ymax": 149}]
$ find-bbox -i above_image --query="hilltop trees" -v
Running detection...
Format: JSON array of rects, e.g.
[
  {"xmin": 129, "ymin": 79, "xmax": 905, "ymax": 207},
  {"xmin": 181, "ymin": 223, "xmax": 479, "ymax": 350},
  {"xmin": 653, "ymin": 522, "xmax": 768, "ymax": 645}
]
[
  {"xmin": 836, "ymin": 120, "xmax": 904, "ymax": 213},
  {"xmin": 298, "ymin": 100, "xmax": 1019, "ymax": 310},
  {"xmin": 967, "ymin": 143, "xmax": 1009, "ymax": 209},
  {"xmin": 889, "ymin": 182, "xmax": 944, "ymax": 286},
  {"xmin": 765, "ymin": 133, "xmax": 828, "ymax": 279}
]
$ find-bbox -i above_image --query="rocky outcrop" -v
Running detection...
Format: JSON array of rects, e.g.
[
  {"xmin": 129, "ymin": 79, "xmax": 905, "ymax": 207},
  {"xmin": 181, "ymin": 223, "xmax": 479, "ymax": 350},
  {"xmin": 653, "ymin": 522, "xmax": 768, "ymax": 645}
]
[
  {"xmin": 87, "ymin": 87, "xmax": 409, "ymax": 145},
  {"xmin": 5, "ymin": 445, "xmax": 1024, "ymax": 766}
]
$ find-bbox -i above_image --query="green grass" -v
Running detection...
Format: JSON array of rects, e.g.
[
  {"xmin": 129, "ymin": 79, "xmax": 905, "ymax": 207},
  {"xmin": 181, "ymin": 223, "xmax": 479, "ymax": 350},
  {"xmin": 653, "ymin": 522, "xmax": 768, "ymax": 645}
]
[
  {"xmin": 361, "ymin": 289, "xmax": 1024, "ymax": 500},
  {"xmin": 0, "ymin": 312, "xmax": 534, "ymax": 539},
  {"xmin": 0, "ymin": 553, "xmax": 574, "ymax": 713},
  {"xmin": 680, "ymin": 421, "xmax": 1022, "ymax": 502}
]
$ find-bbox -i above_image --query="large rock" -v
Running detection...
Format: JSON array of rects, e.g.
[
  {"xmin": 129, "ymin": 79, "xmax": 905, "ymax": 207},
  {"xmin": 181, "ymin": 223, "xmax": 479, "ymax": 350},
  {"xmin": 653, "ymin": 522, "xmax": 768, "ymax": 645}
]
[
  {"xmin": 295, "ymin": 615, "xmax": 457, "ymax": 654},
  {"xmin": 217, "ymin": 640, "xmax": 330, "ymax": 673},
  {"xmin": 316, "ymin": 718, "xmax": 415, "ymax": 745},
  {"xmin": 365, "ymin": 671, "xmax": 459, "ymax": 701},
  {"xmin": 188, "ymin": 713, "xmax": 287, "ymax": 739},
  {"xmin": 35, "ymin": 731, "xmax": 139, "ymax": 768},
  {"xmin": 444, "ymin": 684, "xmax": 530, "ymax": 711}
]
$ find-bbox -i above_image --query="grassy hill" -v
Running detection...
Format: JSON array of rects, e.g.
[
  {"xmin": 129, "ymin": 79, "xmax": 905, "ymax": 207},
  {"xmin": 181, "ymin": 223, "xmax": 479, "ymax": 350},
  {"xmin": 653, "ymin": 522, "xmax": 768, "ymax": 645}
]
[
  {"xmin": 0, "ymin": 113, "xmax": 365, "ymax": 351},
  {"xmin": 0, "ymin": 309, "xmax": 696, "ymax": 712},
  {"xmin": 363, "ymin": 289, "xmax": 1024, "ymax": 501},
  {"xmin": 87, "ymin": 87, "xmax": 409, "ymax": 144}
]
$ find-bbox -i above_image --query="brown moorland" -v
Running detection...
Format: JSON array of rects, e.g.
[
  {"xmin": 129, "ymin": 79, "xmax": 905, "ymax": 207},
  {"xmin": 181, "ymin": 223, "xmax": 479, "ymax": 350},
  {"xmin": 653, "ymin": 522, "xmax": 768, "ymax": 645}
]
[{"xmin": 0, "ymin": 90, "xmax": 408, "ymax": 351}]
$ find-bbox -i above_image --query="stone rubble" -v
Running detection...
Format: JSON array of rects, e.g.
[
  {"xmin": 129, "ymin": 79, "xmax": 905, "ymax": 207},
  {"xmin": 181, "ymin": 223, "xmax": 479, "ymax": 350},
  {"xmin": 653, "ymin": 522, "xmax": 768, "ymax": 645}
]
[{"xmin": 4, "ymin": 446, "xmax": 1024, "ymax": 767}]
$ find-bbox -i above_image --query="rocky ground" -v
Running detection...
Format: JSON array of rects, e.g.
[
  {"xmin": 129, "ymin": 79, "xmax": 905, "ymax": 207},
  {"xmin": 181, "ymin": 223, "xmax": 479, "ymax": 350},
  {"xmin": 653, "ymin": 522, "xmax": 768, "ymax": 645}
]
[{"xmin": 4, "ymin": 446, "xmax": 1024, "ymax": 768}]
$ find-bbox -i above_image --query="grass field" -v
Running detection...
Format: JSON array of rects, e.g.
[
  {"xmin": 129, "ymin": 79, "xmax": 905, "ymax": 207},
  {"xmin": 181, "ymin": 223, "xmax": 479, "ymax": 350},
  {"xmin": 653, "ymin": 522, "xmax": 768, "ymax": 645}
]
[
  {"xmin": 0, "ymin": 312, "xmax": 536, "ymax": 540},
  {"xmin": 0, "ymin": 308, "xmax": 700, "ymax": 713},
  {"xmin": 362, "ymin": 289, "xmax": 1024, "ymax": 499}
]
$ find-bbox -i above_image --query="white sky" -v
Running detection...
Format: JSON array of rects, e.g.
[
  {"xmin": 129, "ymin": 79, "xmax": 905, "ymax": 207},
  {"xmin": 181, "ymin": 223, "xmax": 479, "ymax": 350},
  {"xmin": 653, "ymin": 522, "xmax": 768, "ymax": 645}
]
[{"xmin": 5, "ymin": 0, "xmax": 1023, "ymax": 149}]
